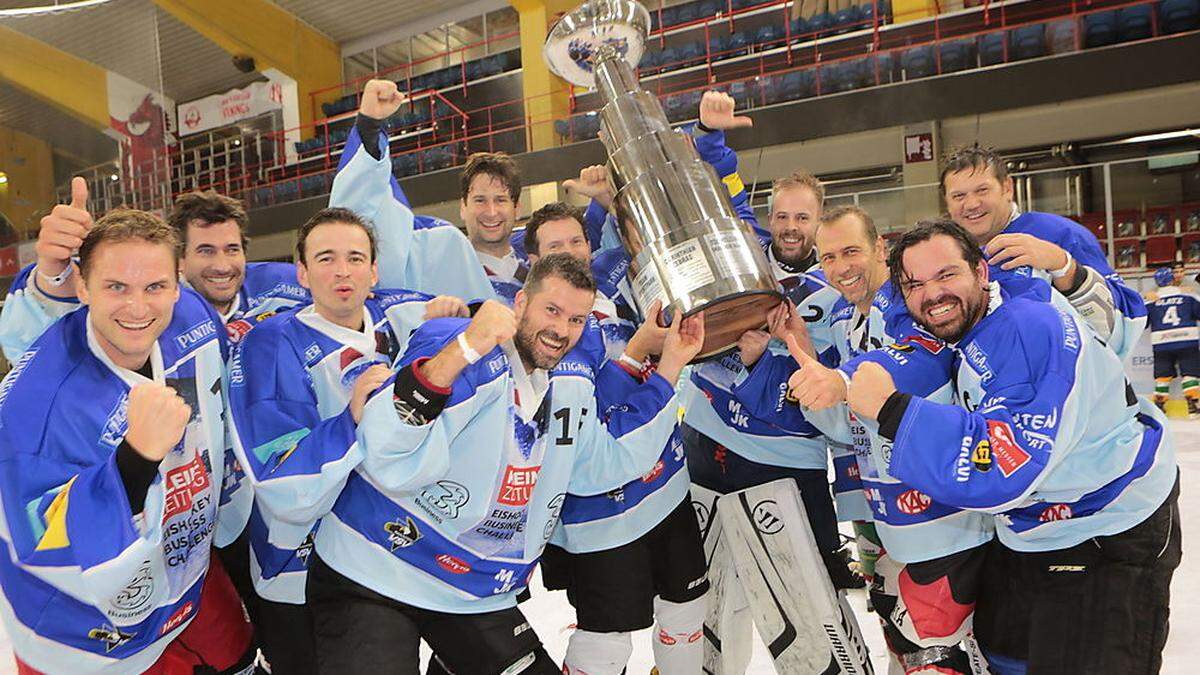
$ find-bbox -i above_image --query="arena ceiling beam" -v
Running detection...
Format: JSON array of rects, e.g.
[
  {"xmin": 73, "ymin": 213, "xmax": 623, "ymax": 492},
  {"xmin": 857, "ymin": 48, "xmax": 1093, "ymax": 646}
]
[
  {"xmin": 152, "ymin": 0, "xmax": 341, "ymax": 134},
  {"xmin": 0, "ymin": 25, "xmax": 109, "ymax": 130}
]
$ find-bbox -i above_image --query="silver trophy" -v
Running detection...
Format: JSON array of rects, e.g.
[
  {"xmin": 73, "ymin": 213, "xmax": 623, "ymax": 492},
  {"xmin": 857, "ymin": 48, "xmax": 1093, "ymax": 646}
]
[{"xmin": 544, "ymin": 0, "xmax": 781, "ymax": 359}]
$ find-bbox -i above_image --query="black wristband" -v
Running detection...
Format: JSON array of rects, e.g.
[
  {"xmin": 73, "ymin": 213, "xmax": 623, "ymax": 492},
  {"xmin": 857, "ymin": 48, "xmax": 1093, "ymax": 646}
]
[
  {"xmin": 1063, "ymin": 262, "xmax": 1089, "ymax": 296},
  {"xmin": 354, "ymin": 114, "xmax": 386, "ymax": 161},
  {"xmin": 695, "ymin": 120, "xmax": 715, "ymax": 134},
  {"xmin": 391, "ymin": 360, "xmax": 451, "ymax": 425},
  {"xmin": 116, "ymin": 440, "xmax": 162, "ymax": 516},
  {"xmin": 876, "ymin": 391, "xmax": 913, "ymax": 442}
]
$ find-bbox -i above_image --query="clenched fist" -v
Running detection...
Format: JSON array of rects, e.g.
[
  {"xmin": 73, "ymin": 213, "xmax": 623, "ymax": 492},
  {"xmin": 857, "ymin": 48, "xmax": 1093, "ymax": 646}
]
[
  {"xmin": 563, "ymin": 165, "xmax": 614, "ymax": 211},
  {"xmin": 350, "ymin": 364, "xmax": 393, "ymax": 424},
  {"xmin": 737, "ymin": 329, "xmax": 771, "ymax": 368},
  {"xmin": 847, "ymin": 362, "xmax": 897, "ymax": 421},
  {"xmin": 462, "ymin": 300, "xmax": 517, "ymax": 356},
  {"xmin": 36, "ymin": 177, "xmax": 92, "ymax": 281},
  {"xmin": 359, "ymin": 79, "xmax": 406, "ymax": 121},
  {"xmin": 124, "ymin": 384, "xmax": 191, "ymax": 462}
]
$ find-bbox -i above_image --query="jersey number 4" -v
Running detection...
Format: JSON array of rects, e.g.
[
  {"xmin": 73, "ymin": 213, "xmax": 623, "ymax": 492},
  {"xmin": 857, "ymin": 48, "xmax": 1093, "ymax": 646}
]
[{"xmin": 1163, "ymin": 306, "xmax": 1181, "ymax": 326}]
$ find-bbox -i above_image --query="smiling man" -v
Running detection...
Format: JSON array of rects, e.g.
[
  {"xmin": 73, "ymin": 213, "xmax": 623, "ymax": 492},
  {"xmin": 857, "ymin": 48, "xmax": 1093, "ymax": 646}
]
[
  {"xmin": 846, "ymin": 219, "xmax": 1180, "ymax": 675},
  {"xmin": 460, "ymin": 152, "xmax": 526, "ymax": 302},
  {"xmin": 304, "ymin": 253, "xmax": 703, "ymax": 673},
  {"xmin": 227, "ymin": 207, "xmax": 468, "ymax": 675},
  {"xmin": 0, "ymin": 210, "xmax": 254, "ymax": 673}
]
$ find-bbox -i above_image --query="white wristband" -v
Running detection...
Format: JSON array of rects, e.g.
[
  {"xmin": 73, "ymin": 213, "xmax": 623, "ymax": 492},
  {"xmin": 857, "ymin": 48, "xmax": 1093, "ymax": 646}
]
[
  {"xmin": 457, "ymin": 332, "xmax": 482, "ymax": 364},
  {"xmin": 37, "ymin": 263, "xmax": 73, "ymax": 288},
  {"xmin": 1049, "ymin": 250, "xmax": 1074, "ymax": 279},
  {"xmin": 618, "ymin": 352, "xmax": 646, "ymax": 373}
]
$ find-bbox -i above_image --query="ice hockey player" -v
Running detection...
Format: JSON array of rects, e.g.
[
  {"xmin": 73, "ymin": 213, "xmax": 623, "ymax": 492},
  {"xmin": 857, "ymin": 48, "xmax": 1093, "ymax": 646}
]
[{"xmin": 1146, "ymin": 264, "xmax": 1200, "ymax": 416}]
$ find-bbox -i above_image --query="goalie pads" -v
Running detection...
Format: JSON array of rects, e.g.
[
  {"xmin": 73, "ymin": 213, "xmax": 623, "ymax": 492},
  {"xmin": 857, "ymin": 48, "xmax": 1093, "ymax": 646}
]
[{"xmin": 717, "ymin": 479, "xmax": 874, "ymax": 674}]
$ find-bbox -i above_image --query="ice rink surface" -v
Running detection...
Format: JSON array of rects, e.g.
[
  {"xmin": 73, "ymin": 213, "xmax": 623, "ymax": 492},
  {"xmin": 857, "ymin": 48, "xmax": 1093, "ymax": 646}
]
[{"xmin": 1, "ymin": 421, "xmax": 1197, "ymax": 674}]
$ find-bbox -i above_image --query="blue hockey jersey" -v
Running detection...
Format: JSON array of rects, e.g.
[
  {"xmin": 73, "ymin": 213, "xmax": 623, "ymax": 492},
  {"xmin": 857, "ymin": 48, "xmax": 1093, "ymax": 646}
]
[
  {"xmin": 886, "ymin": 285, "xmax": 1176, "ymax": 552},
  {"xmin": 1148, "ymin": 285, "xmax": 1200, "ymax": 352},
  {"xmin": 312, "ymin": 318, "xmax": 681, "ymax": 613},
  {"xmin": 226, "ymin": 290, "xmax": 436, "ymax": 604},
  {"xmin": 0, "ymin": 289, "xmax": 228, "ymax": 673}
]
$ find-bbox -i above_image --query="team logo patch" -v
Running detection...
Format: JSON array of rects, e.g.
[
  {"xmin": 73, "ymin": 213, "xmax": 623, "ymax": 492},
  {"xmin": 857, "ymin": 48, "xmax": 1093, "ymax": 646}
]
[
  {"xmin": 384, "ymin": 516, "xmax": 422, "ymax": 550},
  {"xmin": 905, "ymin": 334, "xmax": 945, "ymax": 354},
  {"xmin": 896, "ymin": 489, "xmax": 932, "ymax": 515},
  {"xmin": 88, "ymin": 625, "xmax": 135, "ymax": 653},
  {"xmin": 987, "ymin": 420, "xmax": 1031, "ymax": 477},
  {"xmin": 752, "ymin": 500, "xmax": 785, "ymax": 535},
  {"xmin": 971, "ymin": 439, "xmax": 992, "ymax": 472},
  {"xmin": 497, "ymin": 465, "xmax": 540, "ymax": 506},
  {"xmin": 295, "ymin": 532, "xmax": 315, "ymax": 566},
  {"xmin": 1039, "ymin": 504, "xmax": 1073, "ymax": 522},
  {"xmin": 418, "ymin": 481, "xmax": 470, "ymax": 521},
  {"xmin": 108, "ymin": 561, "xmax": 155, "ymax": 621},
  {"xmin": 436, "ymin": 554, "xmax": 471, "ymax": 574}
]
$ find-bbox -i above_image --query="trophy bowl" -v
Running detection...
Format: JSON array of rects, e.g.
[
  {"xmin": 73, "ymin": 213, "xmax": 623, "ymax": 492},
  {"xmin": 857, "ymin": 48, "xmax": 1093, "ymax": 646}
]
[{"xmin": 545, "ymin": 0, "xmax": 782, "ymax": 360}]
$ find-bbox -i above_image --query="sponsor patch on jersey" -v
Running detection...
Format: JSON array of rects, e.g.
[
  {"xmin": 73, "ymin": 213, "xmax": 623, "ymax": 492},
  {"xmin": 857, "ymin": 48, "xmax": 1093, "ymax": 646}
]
[
  {"xmin": 905, "ymin": 334, "xmax": 945, "ymax": 354},
  {"xmin": 896, "ymin": 489, "xmax": 932, "ymax": 515},
  {"xmin": 436, "ymin": 554, "xmax": 470, "ymax": 574},
  {"xmin": 89, "ymin": 625, "xmax": 135, "ymax": 653},
  {"xmin": 1039, "ymin": 504, "xmax": 1073, "ymax": 522},
  {"xmin": 987, "ymin": 420, "xmax": 1030, "ymax": 477},
  {"xmin": 497, "ymin": 465, "xmax": 540, "ymax": 506},
  {"xmin": 164, "ymin": 454, "xmax": 213, "ymax": 520},
  {"xmin": 108, "ymin": 561, "xmax": 156, "ymax": 622},
  {"xmin": 971, "ymin": 439, "xmax": 992, "ymax": 472},
  {"xmin": 641, "ymin": 459, "xmax": 665, "ymax": 483},
  {"xmin": 159, "ymin": 601, "xmax": 194, "ymax": 635}
]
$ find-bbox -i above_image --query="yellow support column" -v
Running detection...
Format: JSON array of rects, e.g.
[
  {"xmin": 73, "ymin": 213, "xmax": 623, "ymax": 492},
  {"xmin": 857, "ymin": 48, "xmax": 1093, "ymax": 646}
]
[
  {"xmin": 511, "ymin": 0, "xmax": 576, "ymax": 152},
  {"xmin": 0, "ymin": 126, "xmax": 56, "ymax": 236},
  {"xmin": 891, "ymin": 0, "xmax": 941, "ymax": 24},
  {"xmin": 152, "ymin": 0, "xmax": 342, "ymax": 134},
  {"xmin": 0, "ymin": 26, "xmax": 109, "ymax": 130}
]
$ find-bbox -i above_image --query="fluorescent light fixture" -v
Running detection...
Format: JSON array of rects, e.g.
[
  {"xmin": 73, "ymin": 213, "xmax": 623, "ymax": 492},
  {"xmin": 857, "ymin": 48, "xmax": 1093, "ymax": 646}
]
[
  {"xmin": 0, "ymin": 173, "xmax": 7, "ymax": 185},
  {"xmin": 1117, "ymin": 129, "xmax": 1200, "ymax": 144},
  {"xmin": 0, "ymin": 0, "xmax": 115, "ymax": 18}
]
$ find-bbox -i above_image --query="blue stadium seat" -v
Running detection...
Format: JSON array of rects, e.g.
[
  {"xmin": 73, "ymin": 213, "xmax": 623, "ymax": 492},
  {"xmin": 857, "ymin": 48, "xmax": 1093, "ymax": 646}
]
[
  {"xmin": 708, "ymin": 34, "xmax": 730, "ymax": 58},
  {"xmin": 1159, "ymin": 0, "xmax": 1200, "ymax": 33},
  {"xmin": 1046, "ymin": 18, "xmax": 1077, "ymax": 55},
  {"xmin": 978, "ymin": 31, "xmax": 1006, "ymax": 65},
  {"xmin": 676, "ymin": 3, "xmax": 698, "ymax": 25},
  {"xmin": 273, "ymin": 180, "xmax": 299, "ymax": 203},
  {"xmin": 760, "ymin": 74, "xmax": 784, "ymax": 103},
  {"xmin": 732, "ymin": 0, "xmax": 757, "ymax": 9},
  {"xmin": 466, "ymin": 60, "xmax": 484, "ymax": 81},
  {"xmin": 1084, "ymin": 11, "xmax": 1118, "ymax": 47},
  {"xmin": 639, "ymin": 49, "xmax": 661, "ymax": 70},
  {"xmin": 580, "ymin": 114, "xmax": 602, "ymax": 140},
  {"xmin": 253, "ymin": 186, "xmax": 273, "ymax": 206},
  {"xmin": 728, "ymin": 30, "xmax": 751, "ymax": 56},
  {"xmin": 1009, "ymin": 24, "xmax": 1046, "ymax": 60},
  {"xmin": 728, "ymin": 80, "xmax": 753, "ymax": 106},
  {"xmin": 901, "ymin": 45, "xmax": 936, "ymax": 78},
  {"xmin": 554, "ymin": 119, "xmax": 570, "ymax": 139},
  {"xmin": 698, "ymin": 0, "xmax": 720, "ymax": 19},
  {"xmin": 858, "ymin": 2, "xmax": 877, "ymax": 25},
  {"xmin": 658, "ymin": 47, "xmax": 681, "ymax": 70},
  {"xmin": 678, "ymin": 41, "xmax": 706, "ymax": 65},
  {"xmin": 658, "ymin": 6, "xmax": 679, "ymax": 28},
  {"xmin": 755, "ymin": 24, "xmax": 784, "ymax": 48},
  {"xmin": 832, "ymin": 8, "xmax": 858, "ymax": 33},
  {"xmin": 809, "ymin": 12, "xmax": 833, "ymax": 36},
  {"xmin": 777, "ymin": 70, "xmax": 808, "ymax": 101},
  {"xmin": 790, "ymin": 17, "xmax": 810, "ymax": 40},
  {"xmin": 299, "ymin": 173, "xmax": 328, "ymax": 195},
  {"xmin": 817, "ymin": 62, "xmax": 844, "ymax": 93},
  {"xmin": 1117, "ymin": 5, "xmax": 1154, "ymax": 41},
  {"xmin": 938, "ymin": 39, "xmax": 974, "ymax": 73},
  {"xmin": 874, "ymin": 52, "xmax": 897, "ymax": 84}
]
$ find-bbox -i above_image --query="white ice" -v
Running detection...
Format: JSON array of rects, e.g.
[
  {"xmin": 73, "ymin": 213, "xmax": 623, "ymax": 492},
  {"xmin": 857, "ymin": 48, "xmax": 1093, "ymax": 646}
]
[{"xmin": 1, "ymin": 420, "xmax": 1197, "ymax": 674}]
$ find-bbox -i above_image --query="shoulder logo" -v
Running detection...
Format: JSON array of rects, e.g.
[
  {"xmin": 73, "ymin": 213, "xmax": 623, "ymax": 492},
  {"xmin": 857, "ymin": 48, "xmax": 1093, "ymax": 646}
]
[{"xmin": 384, "ymin": 516, "xmax": 422, "ymax": 550}]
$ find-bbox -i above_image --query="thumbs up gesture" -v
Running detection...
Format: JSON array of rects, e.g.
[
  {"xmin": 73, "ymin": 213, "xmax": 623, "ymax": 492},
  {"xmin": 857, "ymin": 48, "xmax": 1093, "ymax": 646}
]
[
  {"xmin": 785, "ymin": 333, "xmax": 847, "ymax": 410},
  {"xmin": 35, "ymin": 176, "xmax": 92, "ymax": 284}
]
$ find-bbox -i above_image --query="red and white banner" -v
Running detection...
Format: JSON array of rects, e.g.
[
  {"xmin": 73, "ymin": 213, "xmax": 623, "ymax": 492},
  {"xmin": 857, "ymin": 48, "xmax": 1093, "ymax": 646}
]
[{"xmin": 177, "ymin": 80, "xmax": 284, "ymax": 136}]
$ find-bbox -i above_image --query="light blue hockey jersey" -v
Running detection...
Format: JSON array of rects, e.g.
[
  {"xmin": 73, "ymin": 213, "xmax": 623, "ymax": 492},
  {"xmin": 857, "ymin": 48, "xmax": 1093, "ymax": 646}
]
[
  {"xmin": 886, "ymin": 285, "xmax": 1176, "ymax": 552},
  {"xmin": 226, "ymin": 290, "xmax": 435, "ymax": 604},
  {"xmin": 681, "ymin": 269, "xmax": 842, "ymax": 470},
  {"xmin": 1148, "ymin": 285, "xmax": 1200, "ymax": 352},
  {"xmin": 0, "ymin": 289, "xmax": 228, "ymax": 673},
  {"xmin": 313, "ymin": 318, "xmax": 681, "ymax": 613}
]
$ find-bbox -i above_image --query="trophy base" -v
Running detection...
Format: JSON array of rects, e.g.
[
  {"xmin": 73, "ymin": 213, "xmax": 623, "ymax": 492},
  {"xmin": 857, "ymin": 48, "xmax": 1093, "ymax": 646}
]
[{"xmin": 682, "ymin": 290, "xmax": 783, "ymax": 362}]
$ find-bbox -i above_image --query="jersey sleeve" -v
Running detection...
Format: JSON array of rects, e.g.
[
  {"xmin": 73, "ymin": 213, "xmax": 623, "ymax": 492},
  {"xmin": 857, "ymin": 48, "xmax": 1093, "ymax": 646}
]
[
  {"xmin": 688, "ymin": 126, "xmax": 766, "ymax": 239},
  {"xmin": 568, "ymin": 370, "xmax": 680, "ymax": 496},
  {"xmin": 226, "ymin": 328, "xmax": 363, "ymax": 543},
  {"xmin": 0, "ymin": 264, "xmax": 79, "ymax": 362},
  {"xmin": 0, "ymin": 424, "xmax": 171, "ymax": 611},
  {"xmin": 355, "ymin": 323, "xmax": 490, "ymax": 494},
  {"xmin": 329, "ymin": 125, "xmax": 495, "ymax": 302},
  {"xmin": 1061, "ymin": 227, "xmax": 1147, "ymax": 360},
  {"xmin": 885, "ymin": 331, "xmax": 1079, "ymax": 513}
]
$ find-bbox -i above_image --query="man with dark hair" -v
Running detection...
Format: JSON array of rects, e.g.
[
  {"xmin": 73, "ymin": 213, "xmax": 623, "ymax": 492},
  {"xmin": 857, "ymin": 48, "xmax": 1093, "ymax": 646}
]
[
  {"xmin": 940, "ymin": 144, "xmax": 1145, "ymax": 359},
  {"xmin": 227, "ymin": 206, "xmax": 469, "ymax": 674},
  {"xmin": 456, "ymin": 151, "xmax": 526, "ymax": 301},
  {"xmin": 304, "ymin": 253, "xmax": 705, "ymax": 673},
  {"xmin": 166, "ymin": 190, "xmax": 253, "ymax": 317},
  {"xmin": 523, "ymin": 202, "xmax": 589, "ymax": 264},
  {"xmin": 736, "ymin": 209, "xmax": 993, "ymax": 674},
  {"xmin": 842, "ymin": 218, "xmax": 1180, "ymax": 674},
  {"xmin": 0, "ymin": 210, "xmax": 255, "ymax": 673}
]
